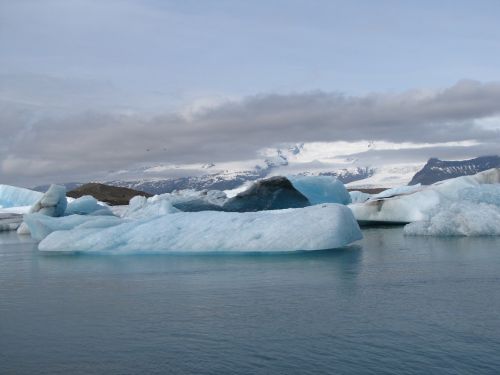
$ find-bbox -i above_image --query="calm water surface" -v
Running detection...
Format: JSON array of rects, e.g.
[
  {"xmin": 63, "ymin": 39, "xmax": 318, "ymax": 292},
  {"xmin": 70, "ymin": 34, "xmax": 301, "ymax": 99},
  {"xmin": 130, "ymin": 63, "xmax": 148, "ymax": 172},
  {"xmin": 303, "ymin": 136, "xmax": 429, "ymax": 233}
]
[{"xmin": 1, "ymin": 228, "xmax": 500, "ymax": 374}]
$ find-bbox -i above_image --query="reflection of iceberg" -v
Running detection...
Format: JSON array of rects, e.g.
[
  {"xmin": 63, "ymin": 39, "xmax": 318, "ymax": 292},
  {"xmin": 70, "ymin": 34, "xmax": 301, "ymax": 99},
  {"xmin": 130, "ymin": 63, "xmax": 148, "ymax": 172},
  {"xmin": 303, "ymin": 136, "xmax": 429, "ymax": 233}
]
[
  {"xmin": 350, "ymin": 168, "xmax": 500, "ymax": 236},
  {"xmin": 39, "ymin": 204, "xmax": 362, "ymax": 253}
]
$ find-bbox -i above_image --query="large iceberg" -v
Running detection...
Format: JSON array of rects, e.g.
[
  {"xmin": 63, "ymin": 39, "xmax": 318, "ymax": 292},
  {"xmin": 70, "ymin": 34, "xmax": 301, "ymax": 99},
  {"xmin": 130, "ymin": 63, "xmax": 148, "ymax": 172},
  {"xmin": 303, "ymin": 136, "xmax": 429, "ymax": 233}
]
[
  {"xmin": 38, "ymin": 204, "xmax": 362, "ymax": 253},
  {"xmin": 289, "ymin": 176, "xmax": 351, "ymax": 205},
  {"xmin": 0, "ymin": 184, "xmax": 43, "ymax": 209},
  {"xmin": 350, "ymin": 168, "xmax": 500, "ymax": 225}
]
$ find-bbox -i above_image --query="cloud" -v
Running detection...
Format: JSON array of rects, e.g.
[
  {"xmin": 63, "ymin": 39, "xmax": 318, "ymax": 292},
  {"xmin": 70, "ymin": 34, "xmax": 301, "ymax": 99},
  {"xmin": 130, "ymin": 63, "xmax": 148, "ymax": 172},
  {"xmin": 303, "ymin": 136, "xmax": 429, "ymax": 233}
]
[{"xmin": 2, "ymin": 79, "xmax": 500, "ymax": 186}]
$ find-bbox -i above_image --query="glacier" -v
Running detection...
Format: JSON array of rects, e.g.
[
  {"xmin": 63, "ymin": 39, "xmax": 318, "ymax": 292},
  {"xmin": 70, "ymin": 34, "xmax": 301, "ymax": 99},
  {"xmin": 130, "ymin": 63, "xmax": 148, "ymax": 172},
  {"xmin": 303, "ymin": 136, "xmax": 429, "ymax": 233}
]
[
  {"xmin": 38, "ymin": 204, "xmax": 362, "ymax": 253},
  {"xmin": 289, "ymin": 176, "xmax": 351, "ymax": 205}
]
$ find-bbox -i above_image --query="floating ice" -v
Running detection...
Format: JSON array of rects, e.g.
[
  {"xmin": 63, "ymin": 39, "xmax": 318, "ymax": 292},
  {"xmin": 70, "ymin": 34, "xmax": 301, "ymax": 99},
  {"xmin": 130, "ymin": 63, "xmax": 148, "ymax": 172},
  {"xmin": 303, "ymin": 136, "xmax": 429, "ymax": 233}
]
[
  {"xmin": 29, "ymin": 184, "xmax": 67, "ymax": 217},
  {"xmin": 289, "ymin": 176, "xmax": 351, "ymax": 205},
  {"xmin": 23, "ymin": 213, "xmax": 123, "ymax": 241},
  {"xmin": 65, "ymin": 195, "xmax": 113, "ymax": 216},
  {"xmin": 349, "ymin": 191, "xmax": 371, "ymax": 204},
  {"xmin": 350, "ymin": 168, "xmax": 500, "ymax": 224},
  {"xmin": 123, "ymin": 195, "xmax": 180, "ymax": 219},
  {"xmin": 368, "ymin": 184, "xmax": 422, "ymax": 200},
  {"xmin": 0, "ymin": 214, "xmax": 24, "ymax": 232},
  {"xmin": 0, "ymin": 185, "xmax": 43, "ymax": 209},
  {"xmin": 404, "ymin": 202, "xmax": 500, "ymax": 236},
  {"xmin": 17, "ymin": 184, "xmax": 68, "ymax": 235},
  {"xmin": 223, "ymin": 176, "xmax": 309, "ymax": 212},
  {"xmin": 458, "ymin": 184, "xmax": 500, "ymax": 206},
  {"xmin": 38, "ymin": 204, "xmax": 362, "ymax": 253}
]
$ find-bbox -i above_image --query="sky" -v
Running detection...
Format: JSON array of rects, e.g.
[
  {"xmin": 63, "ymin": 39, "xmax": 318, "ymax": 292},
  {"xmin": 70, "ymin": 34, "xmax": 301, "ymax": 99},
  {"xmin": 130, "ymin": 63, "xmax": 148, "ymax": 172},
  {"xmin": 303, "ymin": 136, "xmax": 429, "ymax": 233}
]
[{"xmin": 1, "ymin": 0, "xmax": 500, "ymax": 186}]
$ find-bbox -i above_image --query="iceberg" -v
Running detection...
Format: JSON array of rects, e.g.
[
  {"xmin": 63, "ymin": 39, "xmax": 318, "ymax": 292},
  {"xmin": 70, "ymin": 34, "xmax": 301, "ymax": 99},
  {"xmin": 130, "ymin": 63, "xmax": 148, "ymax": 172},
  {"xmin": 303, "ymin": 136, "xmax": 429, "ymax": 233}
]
[
  {"xmin": 17, "ymin": 184, "xmax": 68, "ymax": 235},
  {"xmin": 222, "ymin": 176, "xmax": 309, "ymax": 212},
  {"xmin": 289, "ymin": 176, "xmax": 351, "ymax": 205},
  {"xmin": 458, "ymin": 184, "xmax": 500, "ymax": 206},
  {"xmin": 404, "ymin": 202, "xmax": 500, "ymax": 236},
  {"xmin": 349, "ymin": 191, "xmax": 371, "ymax": 204},
  {"xmin": 169, "ymin": 189, "xmax": 227, "ymax": 212},
  {"xmin": 38, "ymin": 204, "xmax": 362, "ymax": 253},
  {"xmin": 28, "ymin": 184, "xmax": 67, "ymax": 217},
  {"xmin": 350, "ymin": 168, "xmax": 500, "ymax": 224},
  {"xmin": 0, "ymin": 213, "xmax": 24, "ymax": 232},
  {"xmin": 368, "ymin": 184, "xmax": 423, "ymax": 200},
  {"xmin": 23, "ymin": 213, "xmax": 123, "ymax": 241},
  {"xmin": 0, "ymin": 184, "xmax": 43, "ymax": 209},
  {"xmin": 65, "ymin": 195, "xmax": 113, "ymax": 216},
  {"xmin": 123, "ymin": 195, "xmax": 180, "ymax": 219}
]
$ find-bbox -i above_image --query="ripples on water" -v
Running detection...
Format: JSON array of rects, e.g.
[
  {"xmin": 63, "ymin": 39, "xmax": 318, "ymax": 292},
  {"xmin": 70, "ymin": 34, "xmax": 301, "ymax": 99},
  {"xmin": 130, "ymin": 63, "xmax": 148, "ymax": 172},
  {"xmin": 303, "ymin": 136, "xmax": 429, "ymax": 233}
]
[{"xmin": 1, "ymin": 228, "xmax": 500, "ymax": 374}]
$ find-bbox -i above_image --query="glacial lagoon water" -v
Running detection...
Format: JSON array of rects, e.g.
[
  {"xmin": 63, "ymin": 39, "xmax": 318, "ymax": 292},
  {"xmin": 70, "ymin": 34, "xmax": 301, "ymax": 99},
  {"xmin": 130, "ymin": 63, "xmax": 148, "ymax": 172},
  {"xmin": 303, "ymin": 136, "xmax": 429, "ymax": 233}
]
[{"xmin": 1, "ymin": 227, "xmax": 500, "ymax": 374}]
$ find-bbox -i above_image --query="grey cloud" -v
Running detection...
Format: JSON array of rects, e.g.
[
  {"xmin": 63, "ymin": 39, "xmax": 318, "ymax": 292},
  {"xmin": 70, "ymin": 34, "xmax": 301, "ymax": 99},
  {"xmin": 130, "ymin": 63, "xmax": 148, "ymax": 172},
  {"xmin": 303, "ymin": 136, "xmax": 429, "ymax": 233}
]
[{"xmin": 2, "ymin": 79, "xmax": 500, "ymax": 186}]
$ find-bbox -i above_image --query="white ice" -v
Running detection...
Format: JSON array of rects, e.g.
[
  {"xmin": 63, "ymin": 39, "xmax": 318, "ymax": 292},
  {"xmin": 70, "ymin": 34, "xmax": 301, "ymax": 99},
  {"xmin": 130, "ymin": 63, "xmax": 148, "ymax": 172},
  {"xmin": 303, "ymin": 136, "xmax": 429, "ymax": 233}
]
[
  {"xmin": 368, "ymin": 184, "xmax": 422, "ymax": 200},
  {"xmin": 38, "ymin": 204, "xmax": 362, "ymax": 253},
  {"xmin": 289, "ymin": 176, "xmax": 351, "ymax": 205},
  {"xmin": 349, "ymin": 191, "xmax": 371, "ymax": 204},
  {"xmin": 123, "ymin": 195, "xmax": 180, "ymax": 219},
  {"xmin": 350, "ymin": 168, "xmax": 500, "ymax": 223},
  {"xmin": 349, "ymin": 168, "xmax": 500, "ymax": 235}
]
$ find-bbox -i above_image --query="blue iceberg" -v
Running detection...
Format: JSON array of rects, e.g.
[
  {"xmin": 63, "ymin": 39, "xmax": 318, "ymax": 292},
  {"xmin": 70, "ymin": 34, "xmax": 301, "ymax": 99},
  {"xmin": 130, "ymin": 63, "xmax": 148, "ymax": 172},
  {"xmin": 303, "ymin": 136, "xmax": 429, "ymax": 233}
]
[
  {"xmin": 38, "ymin": 204, "xmax": 362, "ymax": 253},
  {"xmin": 289, "ymin": 176, "xmax": 351, "ymax": 205}
]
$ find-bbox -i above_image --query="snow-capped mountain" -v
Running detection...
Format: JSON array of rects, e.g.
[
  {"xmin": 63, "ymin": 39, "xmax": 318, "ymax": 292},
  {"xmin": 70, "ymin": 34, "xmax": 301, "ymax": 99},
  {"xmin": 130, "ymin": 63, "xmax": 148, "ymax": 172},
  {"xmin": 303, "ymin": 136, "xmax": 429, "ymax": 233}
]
[
  {"xmin": 100, "ymin": 142, "xmax": 384, "ymax": 194},
  {"xmin": 408, "ymin": 156, "xmax": 500, "ymax": 185},
  {"xmin": 33, "ymin": 141, "xmax": 497, "ymax": 194}
]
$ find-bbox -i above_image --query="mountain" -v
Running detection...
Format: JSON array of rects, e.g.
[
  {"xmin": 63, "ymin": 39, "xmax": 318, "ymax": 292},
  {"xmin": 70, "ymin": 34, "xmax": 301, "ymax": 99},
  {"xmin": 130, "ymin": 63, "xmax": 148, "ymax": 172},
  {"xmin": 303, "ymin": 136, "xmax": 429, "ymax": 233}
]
[
  {"xmin": 34, "ymin": 145, "xmax": 495, "ymax": 195},
  {"xmin": 408, "ymin": 156, "xmax": 500, "ymax": 185},
  {"xmin": 106, "ymin": 170, "xmax": 267, "ymax": 195}
]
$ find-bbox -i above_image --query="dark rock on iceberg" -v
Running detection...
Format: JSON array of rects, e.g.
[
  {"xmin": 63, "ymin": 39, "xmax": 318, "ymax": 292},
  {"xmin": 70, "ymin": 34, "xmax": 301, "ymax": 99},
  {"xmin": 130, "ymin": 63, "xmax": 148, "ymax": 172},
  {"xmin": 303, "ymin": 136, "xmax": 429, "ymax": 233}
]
[{"xmin": 222, "ymin": 176, "xmax": 310, "ymax": 212}]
